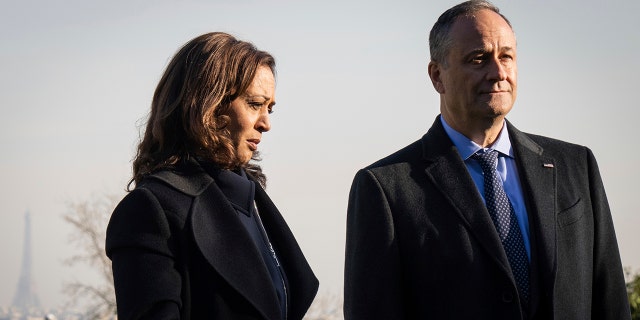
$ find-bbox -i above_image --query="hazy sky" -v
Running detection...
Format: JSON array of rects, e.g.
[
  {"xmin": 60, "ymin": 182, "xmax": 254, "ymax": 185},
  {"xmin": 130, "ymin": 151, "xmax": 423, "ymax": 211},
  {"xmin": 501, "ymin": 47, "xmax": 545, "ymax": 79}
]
[{"xmin": 1, "ymin": 0, "xmax": 639, "ymax": 309}]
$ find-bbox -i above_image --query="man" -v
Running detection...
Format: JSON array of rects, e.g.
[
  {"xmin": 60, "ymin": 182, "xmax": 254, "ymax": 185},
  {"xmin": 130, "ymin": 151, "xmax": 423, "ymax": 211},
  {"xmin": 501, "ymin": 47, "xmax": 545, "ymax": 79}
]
[{"xmin": 344, "ymin": 1, "xmax": 630, "ymax": 319}]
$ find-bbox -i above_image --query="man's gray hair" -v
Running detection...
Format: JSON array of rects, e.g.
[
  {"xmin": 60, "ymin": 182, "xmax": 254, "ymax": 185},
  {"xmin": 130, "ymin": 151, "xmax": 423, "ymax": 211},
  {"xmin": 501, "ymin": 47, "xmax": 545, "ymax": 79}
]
[{"xmin": 429, "ymin": 0, "xmax": 512, "ymax": 66}]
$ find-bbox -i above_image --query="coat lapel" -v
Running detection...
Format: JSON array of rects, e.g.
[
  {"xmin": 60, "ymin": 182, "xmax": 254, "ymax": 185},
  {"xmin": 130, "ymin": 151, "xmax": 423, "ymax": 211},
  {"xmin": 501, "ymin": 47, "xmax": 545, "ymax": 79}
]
[
  {"xmin": 191, "ymin": 183, "xmax": 282, "ymax": 320},
  {"xmin": 420, "ymin": 118, "xmax": 513, "ymax": 276},
  {"xmin": 252, "ymin": 182, "xmax": 319, "ymax": 320},
  {"xmin": 507, "ymin": 122, "xmax": 557, "ymax": 313}
]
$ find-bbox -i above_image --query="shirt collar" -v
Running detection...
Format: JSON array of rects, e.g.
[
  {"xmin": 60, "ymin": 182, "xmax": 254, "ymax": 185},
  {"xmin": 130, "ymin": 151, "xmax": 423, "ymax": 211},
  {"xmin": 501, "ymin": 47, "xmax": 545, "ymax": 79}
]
[{"xmin": 440, "ymin": 115, "xmax": 514, "ymax": 160}]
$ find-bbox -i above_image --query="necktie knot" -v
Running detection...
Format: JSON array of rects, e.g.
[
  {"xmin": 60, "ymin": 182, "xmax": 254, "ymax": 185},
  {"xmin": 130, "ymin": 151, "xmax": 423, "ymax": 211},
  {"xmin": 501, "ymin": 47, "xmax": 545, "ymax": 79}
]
[{"xmin": 471, "ymin": 150, "xmax": 499, "ymax": 173}]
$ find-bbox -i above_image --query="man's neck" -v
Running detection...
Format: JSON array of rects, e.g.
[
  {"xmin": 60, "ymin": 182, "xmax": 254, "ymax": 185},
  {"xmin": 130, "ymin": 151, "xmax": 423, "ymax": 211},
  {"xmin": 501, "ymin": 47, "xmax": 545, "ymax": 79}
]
[{"xmin": 441, "ymin": 113, "xmax": 505, "ymax": 148}]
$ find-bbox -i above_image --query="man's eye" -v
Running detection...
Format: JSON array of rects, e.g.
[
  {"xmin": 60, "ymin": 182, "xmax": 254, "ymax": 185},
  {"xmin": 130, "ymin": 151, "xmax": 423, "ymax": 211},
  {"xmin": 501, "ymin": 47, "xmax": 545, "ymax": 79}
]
[
  {"xmin": 471, "ymin": 56, "xmax": 485, "ymax": 64},
  {"xmin": 501, "ymin": 55, "xmax": 513, "ymax": 62}
]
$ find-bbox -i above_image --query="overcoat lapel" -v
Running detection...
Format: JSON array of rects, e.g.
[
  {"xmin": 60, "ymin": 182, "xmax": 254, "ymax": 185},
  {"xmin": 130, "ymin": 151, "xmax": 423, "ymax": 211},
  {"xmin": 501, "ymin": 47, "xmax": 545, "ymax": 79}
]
[
  {"xmin": 253, "ymin": 183, "xmax": 319, "ymax": 320},
  {"xmin": 420, "ymin": 119, "xmax": 513, "ymax": 276},
  {"xmin": 153, "ymin": 162, "xmax": 282, "ymax": 320},
  {"xmin": 507, "ymin": 122, "xmax": 557, "ymax": 313}
]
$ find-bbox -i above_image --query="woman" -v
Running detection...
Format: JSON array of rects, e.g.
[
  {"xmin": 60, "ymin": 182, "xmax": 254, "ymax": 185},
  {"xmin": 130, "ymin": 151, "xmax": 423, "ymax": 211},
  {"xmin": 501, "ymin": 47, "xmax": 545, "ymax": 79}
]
[{"xmin": 106, "ymin": 32, "xmax": 318, "ymax": 319}]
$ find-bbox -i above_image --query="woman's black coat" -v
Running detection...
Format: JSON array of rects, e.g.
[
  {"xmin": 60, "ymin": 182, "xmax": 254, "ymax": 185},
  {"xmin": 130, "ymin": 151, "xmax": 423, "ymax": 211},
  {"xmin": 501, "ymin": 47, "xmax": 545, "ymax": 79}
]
[{"xmin": 106, "ymin": 160, "xmax": 319, "ymax": 319}]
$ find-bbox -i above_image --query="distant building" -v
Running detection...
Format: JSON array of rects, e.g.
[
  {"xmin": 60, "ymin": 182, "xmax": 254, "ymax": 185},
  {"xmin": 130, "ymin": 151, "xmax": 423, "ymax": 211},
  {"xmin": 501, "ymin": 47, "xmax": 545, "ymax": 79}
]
[
  {"xmin": 2, "ymin": 212, "xmax": 116, "ymax": 320},
  {"xmin": 11, "ymin": 212, "xmax": 41, "ymax": 311}
]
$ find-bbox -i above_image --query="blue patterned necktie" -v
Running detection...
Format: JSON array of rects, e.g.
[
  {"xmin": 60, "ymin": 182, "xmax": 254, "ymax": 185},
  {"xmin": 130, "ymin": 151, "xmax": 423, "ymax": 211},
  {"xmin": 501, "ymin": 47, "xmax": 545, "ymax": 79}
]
[{"xmin": 472, "ymin": 150, "xmax": 530, "ymax": 305}]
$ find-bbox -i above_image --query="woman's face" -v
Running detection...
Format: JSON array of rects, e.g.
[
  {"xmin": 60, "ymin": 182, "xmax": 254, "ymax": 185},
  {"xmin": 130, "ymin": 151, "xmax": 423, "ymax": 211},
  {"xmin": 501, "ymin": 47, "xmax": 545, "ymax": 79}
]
[{"xmin": 225, "ymin": 65, "xmax": 276, "ymax": 165}]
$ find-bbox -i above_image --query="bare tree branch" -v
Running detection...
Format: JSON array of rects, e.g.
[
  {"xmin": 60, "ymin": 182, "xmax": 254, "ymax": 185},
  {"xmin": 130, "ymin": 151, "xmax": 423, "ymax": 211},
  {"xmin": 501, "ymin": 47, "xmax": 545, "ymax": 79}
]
[
  {"xmin": 62, "ymin": 192, "xmax": 120, "ymax": 320},
  {"xmin": 304, "ymin": 291, "xmax": 344, "ymax": 320}
]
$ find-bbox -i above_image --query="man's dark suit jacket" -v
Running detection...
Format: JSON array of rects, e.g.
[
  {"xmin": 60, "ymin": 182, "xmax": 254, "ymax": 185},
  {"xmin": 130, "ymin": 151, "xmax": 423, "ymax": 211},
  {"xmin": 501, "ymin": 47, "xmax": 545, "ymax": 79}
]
[
  {"xmin": 344, "ymin": 117, "xmax": 630, "ymax": 319},
  {"xmin": 106, "ymin": 160, "xmax": 318, "ymax": 319}
]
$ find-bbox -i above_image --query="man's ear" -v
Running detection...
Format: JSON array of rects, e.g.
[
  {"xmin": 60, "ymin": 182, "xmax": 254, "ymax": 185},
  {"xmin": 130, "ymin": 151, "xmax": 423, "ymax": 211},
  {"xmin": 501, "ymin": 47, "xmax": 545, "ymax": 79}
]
[{"xmin": 428, "ymin": 61, "xmax": 445, "ymax": 94}]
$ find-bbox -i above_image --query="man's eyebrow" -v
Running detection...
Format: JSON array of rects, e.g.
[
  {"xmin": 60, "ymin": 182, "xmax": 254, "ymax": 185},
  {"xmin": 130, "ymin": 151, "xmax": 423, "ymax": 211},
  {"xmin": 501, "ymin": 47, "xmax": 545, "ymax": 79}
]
[
  {"xmin": 463, "ymin": 48, "xmax": 489, "ymax": 58},
  {"xmin": 465, "ymin": 45, "xmax": 515, "ymax": 56},
  {"xmin": 468, "ymin": 48, "xmax": 488, "ymax": 55},
  {"xmin": 500, "ymin": 46, "xmax": 516, "ymax": 52}
]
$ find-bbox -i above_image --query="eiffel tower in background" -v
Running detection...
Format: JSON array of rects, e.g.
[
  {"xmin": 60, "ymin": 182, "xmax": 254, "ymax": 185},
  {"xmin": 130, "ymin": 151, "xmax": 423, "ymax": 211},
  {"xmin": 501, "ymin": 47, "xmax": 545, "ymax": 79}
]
[{"xmin": 12, "ymin": 211, "xmax": 41, "ymax": 310}]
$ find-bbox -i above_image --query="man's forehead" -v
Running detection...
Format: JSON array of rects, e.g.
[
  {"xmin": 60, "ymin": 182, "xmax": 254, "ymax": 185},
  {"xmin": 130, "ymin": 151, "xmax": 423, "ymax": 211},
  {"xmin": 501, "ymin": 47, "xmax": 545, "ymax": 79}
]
[
  {"xmin": 450, "ymin": 10, "xmax": 512, "ymax": 34},
  {"xmin": 449, "ymin": 11, "xmax": 516, "ymax": 51}
]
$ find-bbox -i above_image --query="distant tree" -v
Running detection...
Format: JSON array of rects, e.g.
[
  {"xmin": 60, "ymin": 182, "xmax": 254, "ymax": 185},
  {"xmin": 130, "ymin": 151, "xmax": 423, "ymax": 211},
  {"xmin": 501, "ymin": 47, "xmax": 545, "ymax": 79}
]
[
  {"xmin": 627, "ymin": 268, "xmax": 640, "ymax": 320},
  {"xmin": 63, "ymin": 193, "xmax": 120, "ymax": 320},
  {"xmin": 304, "ymin": 291, "xmax": 343, "ymax": 320}
]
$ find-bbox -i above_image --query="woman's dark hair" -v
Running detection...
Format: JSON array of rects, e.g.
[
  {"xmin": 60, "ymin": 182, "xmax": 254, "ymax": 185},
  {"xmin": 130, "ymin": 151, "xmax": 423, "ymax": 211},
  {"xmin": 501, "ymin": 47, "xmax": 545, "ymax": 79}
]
[{"xmin": 129, "ymin": 32, "xmax": 275, "ymax": 189}]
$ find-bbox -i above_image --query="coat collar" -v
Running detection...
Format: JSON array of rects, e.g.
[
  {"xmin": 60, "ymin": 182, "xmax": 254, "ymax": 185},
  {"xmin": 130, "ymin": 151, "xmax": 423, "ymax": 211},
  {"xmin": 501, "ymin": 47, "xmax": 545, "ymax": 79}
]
[{"xmin": 148, "ymin": 160, "xmax": 214, "ymax": 196}]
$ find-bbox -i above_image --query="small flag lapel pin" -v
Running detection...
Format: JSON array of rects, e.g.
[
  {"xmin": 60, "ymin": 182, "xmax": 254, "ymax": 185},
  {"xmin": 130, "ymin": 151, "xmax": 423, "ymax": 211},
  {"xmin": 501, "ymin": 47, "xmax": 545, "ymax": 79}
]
[{"xmin": 543, "ymin": 163, "xmax": 554, "ymax": 168}]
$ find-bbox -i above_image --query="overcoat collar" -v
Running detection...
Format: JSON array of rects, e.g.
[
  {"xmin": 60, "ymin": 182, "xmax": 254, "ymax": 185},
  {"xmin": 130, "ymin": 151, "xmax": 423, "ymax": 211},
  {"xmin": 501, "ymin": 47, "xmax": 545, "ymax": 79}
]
[
  {"xmin": 149, "ymin": 159, "xmax": 311, "ymax": 320},
  {"xmin": 420, "ymin": 116, "xmax": 557, "ymax": 312}
]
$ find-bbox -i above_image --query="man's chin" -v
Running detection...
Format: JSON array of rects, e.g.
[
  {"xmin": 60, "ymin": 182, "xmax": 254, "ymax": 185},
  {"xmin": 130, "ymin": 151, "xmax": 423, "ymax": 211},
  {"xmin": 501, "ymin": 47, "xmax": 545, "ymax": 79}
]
[{"xmin": 485, "ymin": 102, "xmax": 513, "ymax": 116}]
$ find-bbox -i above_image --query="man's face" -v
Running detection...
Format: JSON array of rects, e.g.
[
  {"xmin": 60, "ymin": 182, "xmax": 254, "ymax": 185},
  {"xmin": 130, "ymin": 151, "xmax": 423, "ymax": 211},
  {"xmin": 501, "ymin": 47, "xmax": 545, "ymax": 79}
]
[{"xmin": 431, "ymin": 9, "xmax": 517, "ymax": 127}]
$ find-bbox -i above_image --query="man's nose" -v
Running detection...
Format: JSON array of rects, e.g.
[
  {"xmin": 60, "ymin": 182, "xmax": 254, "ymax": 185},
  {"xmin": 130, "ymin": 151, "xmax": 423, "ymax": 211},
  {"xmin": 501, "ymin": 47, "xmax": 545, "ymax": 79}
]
[{"xmin": 486, "ymin": 58, "xmax": 508, "ymax": 81}]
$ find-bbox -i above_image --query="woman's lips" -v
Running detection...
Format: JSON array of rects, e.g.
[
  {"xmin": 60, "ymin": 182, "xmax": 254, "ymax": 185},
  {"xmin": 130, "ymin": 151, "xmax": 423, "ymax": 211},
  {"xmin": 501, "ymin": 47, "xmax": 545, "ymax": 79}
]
[{"xmin": 247, "ymin": 139, "xmax": 260, "ymax": 151}]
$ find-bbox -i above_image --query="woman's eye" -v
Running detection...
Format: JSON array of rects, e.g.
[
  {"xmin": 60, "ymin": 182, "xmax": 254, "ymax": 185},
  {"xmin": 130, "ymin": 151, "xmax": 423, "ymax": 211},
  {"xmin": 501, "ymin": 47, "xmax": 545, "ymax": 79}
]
[
  {"xmin": 248, "ymin": 102, "xmax": 262, "ymax": 110},
  {"xmin": 268, "ymin": 106, "xmax": 274, "ymax": 114}
]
